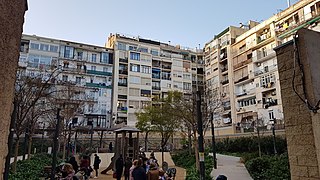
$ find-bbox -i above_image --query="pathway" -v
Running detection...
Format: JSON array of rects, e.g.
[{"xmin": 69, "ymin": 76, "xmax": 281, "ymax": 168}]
[{"xmin": 210, "ymin": 154, "xmax": 252, "ymax": 180}]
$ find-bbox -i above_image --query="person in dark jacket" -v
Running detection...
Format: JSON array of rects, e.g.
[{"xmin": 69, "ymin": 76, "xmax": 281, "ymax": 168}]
[
  {"xmin": 115, "ymin": 155, "xmax": 124, "ymax": 180},
  {"xmin": 93, "ymin": 154, "xmax": 101, "ymax": 178},
  {"xmin": 124, "ymin": 157, "xmax": 132, "ymax": 180},
  {"xmin": 68, "ymin": 156, "xmax": 79, "ymax": 173},
  {"xmin": 132, "ymin": 158, "xmax": 146, "ymax": 180}
]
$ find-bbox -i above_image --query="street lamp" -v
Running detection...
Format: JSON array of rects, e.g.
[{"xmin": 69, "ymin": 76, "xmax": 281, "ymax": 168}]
[
  {"xmin": 210, "ymin": 113, "xmax": 217, "ymax": 169},
  {"xmin": 271, "ymin": 118, "xmax": 277, "ymax": 155},
  {"xmin": 39, "ymin": 122, "xmax": 45, "ymax": 153}
]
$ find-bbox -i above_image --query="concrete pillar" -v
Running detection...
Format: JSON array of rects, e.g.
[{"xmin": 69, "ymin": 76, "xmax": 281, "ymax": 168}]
[
  {"xmin": 0, "ymin": 0, "xmax": 27, "ymax": 177},
  {"xmin": 275, "ymin": 28, "xmax": 320, "ymax": 180}
]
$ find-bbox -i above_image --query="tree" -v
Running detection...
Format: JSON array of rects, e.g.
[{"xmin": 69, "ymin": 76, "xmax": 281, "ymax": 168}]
[
  {"xmin": 13, "ymin": 68, "xmax": 58, "ymax": 172},
  {"xmin": 136, "ymin": 92, "xmax": 181, "ymax": 163}
]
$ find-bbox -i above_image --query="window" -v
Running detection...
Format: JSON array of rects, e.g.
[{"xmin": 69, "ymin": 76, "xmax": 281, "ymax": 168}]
[
  {"xmin": 141, "ymin": 89, "xmax": 151, "ymax": 97},
  {"xmin": 118, "ymin": 43, "xmax": 126, "ymax": 50},
  {"xmin": 130, "ymin": 64, "xmax": 140, "ymax": 72},
  {"xmin": 139, "ymin": 47, "xmax": 148, "ymax": 53},
  {"xmin": 76, "ymin": 77, "xmax": 81, "ymax": 84},
  {"xmin": 260, "ymin": 74, "xmax": 275, "ymax": 87},
  {"xmin": 103, "ymin": 67, "xmax": 109, "ymax": 72},
  {"xmin": 130, "ymin": 76, "xmax": 141, "ymax": 84},
  {"xmin": 129, "ymin": 88, "xmax": 140, "ymax": 96},
  {"xmin": 77, "ymin": 51, "xmax": 83, "ymax": 60},
  {"xmin": 62, "ymin": 75, "xmax": 68, "ymax": 82},
  {"xmin": 141, "ymin": 65, "xmax": 151, "ymax": 74},
  {"xmin": 162, "ymin": 72, "xmax": 171, "ymax": 80},
  {"xmin": 129, "ymin": 100, "xmax": 140, "ymax": 109},
  {"xmin": 64, "ymin": 46, "xmax": 74, "ymax": 58},
  {"xmin": 238, "ymin": 97, "xmax": 256, "ymax": 107},
  {"xmin": 30, "ymin": 43, "xmax": 39, "ymax": 50},
  {"xmin": 141, "ymin": 77, "xmax": 151, "ymax": 86},
  {"xmin": 129, "ymin": 45, "xmax": 137, "ymax": 51},
  {"xmin": 49, "ymin": 45, "xmax": 59, "ymax": 52},
  {"xmin": 92, "ymin": 54, "xmax": 97, "ymax": 62},
  {"xmin": 91, "ymin": 66, "xmax": 96, "ymax": 71},
  {"xmin": 269, "ymin": 110, "xmax": 275, "ymax": 120},
  {"xmin": 141, "ymin": 101, "xmax": 151, "ymax": 109},
  {"xmin": 130, "ymin": 52, "xmax": 140, "ymax": 60},
  {"xmin": 151, "ymin": 49, "xmax": 159, "ymax": 56},
  {"xmin": 183, "ymin": 82, "xmax": 191, "ymax": 90},
  {"xmin": 40, "ymin": 44, "xmax": 49, "ymax": 51},
  {"xmin": 101, "ymin": 52, "xmax": 110, "ymax": 63},
  {"xmin": 118, "ymin": 77, "xmax": 127, "ymax": 86},
  {"xmin": 183, "ymin": 73, "xmax": 191, "ymax": 80}
]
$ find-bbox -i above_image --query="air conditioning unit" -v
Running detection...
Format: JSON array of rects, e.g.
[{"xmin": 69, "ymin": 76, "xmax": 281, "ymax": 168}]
[
  {"xmin": 257, "ymin": 63, "xmax": 261, "ymax": 67},
  {"xmin": 221, "ymin": 93, "xmax": 226, "ymax": 97}
]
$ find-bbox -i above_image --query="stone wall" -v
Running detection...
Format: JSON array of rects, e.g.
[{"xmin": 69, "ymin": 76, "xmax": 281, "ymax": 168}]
[
  {"xmin": 275, "ymin": 29, "xmax": 320, "ymax": 180},
  {"xmin": 0, "ymin": 0, "xmax": 27, "ymax": 178}
]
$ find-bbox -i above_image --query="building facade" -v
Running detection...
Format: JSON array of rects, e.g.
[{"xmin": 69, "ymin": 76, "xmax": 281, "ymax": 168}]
[
  {"xmin": 204, "ymin": 0, "xmax": 320, "ymax": 134},
  {"xmin": 106, "ymin": 34, "xmax": 204, "ymax": 127},
  {"xmin": 19, "ymin": 35, "xmax": 114, "ymax": 129}
]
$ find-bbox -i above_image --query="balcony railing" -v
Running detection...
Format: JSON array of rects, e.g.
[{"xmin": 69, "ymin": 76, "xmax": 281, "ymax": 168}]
[
  {"xmin": 252, "ymin": 49, "xmax": 275, "ymax": 62},
  {"xmin": 118, "ymin": 82, "xmax": 127, "ymax": 87},
  {"xmin": 234, "ymin": 75, "xmax": 249, "ymax": 84},
  {"xmin": 152, "ymin": 74, "xmax": 160, "ymax": 79},
  {"xmin": 254, "ymin": 65, "xmax": 277, "ymax": 76},
  {"xmin": 119, "ymin": 70, "xmax": 128, "ymax": 75},
  {"xmin": 117, "ymin": 106, "xmax": 128, "ymax": 112},
  {"xmin": 221, "ymin": 79, "xmax": 229, "ymax": 85},
  {"xmin": 263, "ymin": 99, "xmax": 278, "ymax": 108},
  {"xmin": 119, "ymin": 58, "xmax": 128, "ymax": 63},
  {"xmin": 152, "ymin": 86, "xmax": 161, "ymax": 90},
  {"xmin": 162, "ymin": 65, "xmax": 171, "ymax": 69},
  {"xmin": 85, "ymin": 82, "xmax": 112, "ymax": 89},
  {"xmin": 87, "ymin": 70, "xmax": 112, "ymax": 76},
  {"xmin": 233, "ymin": 58, "xmax": 252, "ymax": 69}
]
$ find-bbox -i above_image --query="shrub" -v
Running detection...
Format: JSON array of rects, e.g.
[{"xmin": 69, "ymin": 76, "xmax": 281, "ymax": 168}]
[
  {"xmin": 172, "ymin": 150, "xmax": 213, "ymax": 180},
  {"xmin": 245, "ymin": 153, "xmax": 290, "ymax": 180}
]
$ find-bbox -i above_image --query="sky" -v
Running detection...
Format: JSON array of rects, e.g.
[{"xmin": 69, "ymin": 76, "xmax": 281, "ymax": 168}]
[{"xmin": 23, "ymin": 0, "xmax": 299, "ymax": 49}]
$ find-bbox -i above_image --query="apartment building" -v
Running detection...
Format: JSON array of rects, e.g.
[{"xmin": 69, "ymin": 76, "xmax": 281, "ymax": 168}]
[
  {"xmin": 19, "ymin": 35, "xmax": 114, "ymax": 129},
  {"xmin": 204, "ymin": 26, "xmax": 249, "ymax": 134},
  {"xmin": 106, "ymin": 34, "xmax": 204, "ymax": 127},
  {"xmin": 204, "ymin": 0, "xmax": 320, "ymax": 134}
]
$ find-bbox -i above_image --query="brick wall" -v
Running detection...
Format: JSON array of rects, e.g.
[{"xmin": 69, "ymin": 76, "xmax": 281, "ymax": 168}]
[
  {"xmin": 275, "ymin": 29, "xmax": 320, "ymax": 180},
  {"xmin": 0, "ymin": 1, "xmax": 27, "ymax": 178}
]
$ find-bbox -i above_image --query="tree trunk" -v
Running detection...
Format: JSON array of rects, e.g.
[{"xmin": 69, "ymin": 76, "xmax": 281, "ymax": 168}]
[
  {"xmin": 192, "ymin": 129, "xmax": 200, "ymax": 172},
  {"xmin": 188, "ymin": 128, "xmax": 192, "ymax": 155},
  {"xmin": 145, "ymin": 131, "xmax": 149, "ymax": 152},
  {"xmin": 12, "ymin": 138, "xmax": 20, "ymax": 172},
  {"xmin": 62, "ymin": 137, "xmax": 66, "ymax": 160},
  {"xmin": 27, "ymin": 135, "xmax": 33, "ymax": 159}
]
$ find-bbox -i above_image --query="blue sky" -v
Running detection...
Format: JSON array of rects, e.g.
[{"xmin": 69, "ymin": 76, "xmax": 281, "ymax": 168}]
[{"xmin": 23, "ymin": 0, "xmax": 299, "ymax": 48}]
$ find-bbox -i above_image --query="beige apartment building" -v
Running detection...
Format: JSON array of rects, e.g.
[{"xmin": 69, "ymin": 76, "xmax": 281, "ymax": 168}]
[
  {"xmin": 205, "ymin": 0, "xmax": 320, "ymax": 134},
  {"xmin": 106, "ymin": 34, "xmax": 204, "ymax": 127}
]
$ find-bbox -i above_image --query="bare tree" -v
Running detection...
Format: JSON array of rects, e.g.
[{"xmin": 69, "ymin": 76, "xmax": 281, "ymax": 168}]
[{"xmin": 12, "ymin": 68, "xmax": 59, "ymax": 171}]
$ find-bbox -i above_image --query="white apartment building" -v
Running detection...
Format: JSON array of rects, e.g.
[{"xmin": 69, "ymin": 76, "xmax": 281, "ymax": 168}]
[
  {"xmin": 19, "ymin": 35, "xmax": 114, "ymax": 129},
  {"xmin": 107, "ymin": 34, "xmax": 204, "ymax": 127}
]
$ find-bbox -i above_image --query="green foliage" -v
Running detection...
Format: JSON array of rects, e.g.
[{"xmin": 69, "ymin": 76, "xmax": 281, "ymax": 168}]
[
  {"xmin": 9, "ymin": 153, "xmax": 54, "ymax": 180},
  {"xmin": 245, "ymin": 153, "xmax": 290, "ymax": 180},
  {"xmin": 172, "ymin": 150, "xmax": 213, "ymax": 180},
  {"xmin": 215, "ymin": 136, "xmax": 287, "ymax": 155}
]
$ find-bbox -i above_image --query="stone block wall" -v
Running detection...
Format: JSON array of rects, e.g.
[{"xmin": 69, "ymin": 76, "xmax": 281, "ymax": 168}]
[
  {"xmin": 275, "ymin": 29, "xmax": 320, "ymax": 180},
  {"xmin": 0, "ymin": 1, "xmax": 27, "ymax": 178}
]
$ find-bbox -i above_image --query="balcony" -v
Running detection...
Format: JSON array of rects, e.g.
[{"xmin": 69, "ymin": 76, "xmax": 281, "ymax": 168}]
[
  {"xmin": 263, "ymin": 99, "xmax": 278, "ymax": 108},
  {"xmin": 117, "ymin": 106, "xmax": 128, "ymax": 112},
  {"xmin": 162, "ymin": 65, "xmax": 171, "ymax": 70},
  {"xmin": 221, "ymin": 79, "xmax": 229, "ymax": 85},
  {"xmin": 119, "ymin": 70, "xmax": 128, "ymax": 75},
  {"xmin": 234, "ymin": 75, "xmax": 249, "ymax": 84},
  {"xmin": 152, "ymin": 86, "xmax": 161, "ymax": 90},
  {"xmin": 261, "ymin": 81, "xmax": 275, "ymax": 89},
  {"xmin": 221, "ymin": 67, "xmax": 228, "ymax": 73},
  {"xmin": 87, "ymin": 70, "xmax": 112, "ymax": 76},
  {"xmin": 223, "ymin": 105, "xmax": 231, "ymax": 111},
  {"xmin": 118, "ymin": 82, "xmax": 127, "ymax": 87},
  {"xmin": 85, "ymin": 82, "xmax": 112, "ymax": 89},
  {"xmin": 233, "ymin": 59, "xmax": 252, "ymax": 69},
  {"xmin": 152, "ymin": 74, "xmax": 160, "ymax": 79},
  {"xmin": 252, "ymin": 49, "xmax": 276, "ymax": 62},
  {"xmin": 254, "ymin": 65, "xmax": 277, "ymax": 76},
  {"xmin": 119, "ymin": 57, "xmax": 128, "ymax": 63}
]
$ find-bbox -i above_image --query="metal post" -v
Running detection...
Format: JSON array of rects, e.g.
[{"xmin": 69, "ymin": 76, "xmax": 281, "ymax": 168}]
[
  {"xmin": 66, "ymin": 123, "xmax": 72, "ymax": 159},
  {"xmin": 74, "ymin": 129, "xmax": 78, "ymax": 154},
  {"xmin": 4, "ymin": 101, "xmax": 17, "ymax": 180},
  {"xmin": 41, "ymin": 123, "xmax": 45, "ymax": 153},
  {"xmin": 272, "ymin": 121, "xmax": 277, "ymax": 155},
  {"xmin": 51, "ymin": 108, "xmax": 61, "ymax": 180},
  {"xmin": 22, "ymin": 126, "xmax": 29, "ymax": 160},
  {"xmin": 90, "ymin": 124, "xmax": 93, "ymax": 150},
  {"xmin": 196, "ymin": 91, "xmax": 205, "ymax": 180},
  {"xmin": 211, "ymin": 113, "xmax": 217, "ymax": 169}
]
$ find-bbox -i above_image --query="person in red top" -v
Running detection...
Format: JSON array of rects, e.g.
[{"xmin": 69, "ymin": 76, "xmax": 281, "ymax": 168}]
[{"xmin": 80, "ymin": 155, "xmax": 91, "ymax": 180}]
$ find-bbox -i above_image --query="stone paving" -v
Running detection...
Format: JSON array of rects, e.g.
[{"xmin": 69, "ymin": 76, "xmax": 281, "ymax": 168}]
[{"xmin": 210, "ymin": 154, "xmax": 252, "ymax": 180}]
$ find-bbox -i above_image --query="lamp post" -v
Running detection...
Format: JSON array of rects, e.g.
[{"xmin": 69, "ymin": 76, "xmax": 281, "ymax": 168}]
[
  {"xmin": 271, "ymin": 118, "xmax": 277, "ymax": 155},
  {"xmin": 51, "ymin": 108, "xmax": 61, "ymax": 180},
  {"xmin": 211, "ymin": 113, "xmax": 217, "ymax": 169},
  {"xmin": 196, "ymin": 91, "xmax": 205, "ymax": 180},
  {"xmin": 40, "ymin": 122, "xmax": 45, "ymax": 153}
]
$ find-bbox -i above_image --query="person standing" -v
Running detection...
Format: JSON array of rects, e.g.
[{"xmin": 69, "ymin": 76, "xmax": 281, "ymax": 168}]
[
  {"xmin": 132, "ymin": 158, "xmax": 146, "ymax": 180},
  {"xmin": 93, "ymin": 154, "xmax": 101, "ymax": 178},
  {"xmin": 67, "ymin": 156, "xmax": 79, "ymax": 173},
  {"xmin": 109, "ymin": 142, "xmax": 113, "ymax": 152},
  {"xmin": 115, "ymin": 154, "xmax": 124, "ymax": 180},
  {"xmin": 147, "ymin": 163, "xmax": 159, "ymax": 180},
  {"xmin": 124, "ymin": 157, "xmax": 132, "ymax": 180}
]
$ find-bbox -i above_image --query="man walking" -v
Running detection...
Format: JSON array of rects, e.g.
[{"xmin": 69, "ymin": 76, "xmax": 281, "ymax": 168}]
[{"xmin": 115, "ymin": 154, "xmax": 124, "ymax": 180}]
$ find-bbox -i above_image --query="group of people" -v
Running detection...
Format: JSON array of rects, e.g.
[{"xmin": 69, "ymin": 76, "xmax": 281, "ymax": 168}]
[
  {"xmin": 114, "ymin": 152, "xmax": 174, "ymax": 180},
  {"xmin": 58, "ymin": 154, "xmax": 101, "ymax": 180}
]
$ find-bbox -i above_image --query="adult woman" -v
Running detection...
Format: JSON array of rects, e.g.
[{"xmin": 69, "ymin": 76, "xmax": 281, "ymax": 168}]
[{"xmin": 60, "ymin": 163, "xmax": 75, "ymax": 180}]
